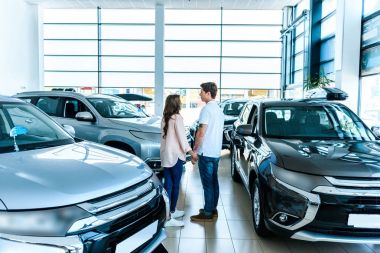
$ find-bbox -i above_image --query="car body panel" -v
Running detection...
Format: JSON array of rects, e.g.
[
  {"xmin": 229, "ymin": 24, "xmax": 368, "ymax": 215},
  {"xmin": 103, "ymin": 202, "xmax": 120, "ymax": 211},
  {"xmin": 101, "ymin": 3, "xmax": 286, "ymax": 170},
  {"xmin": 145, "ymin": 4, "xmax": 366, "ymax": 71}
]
[
  {"xmin": 266, "ymin": 139, "xmax": 380, "ymax": 177},
  {"xmin": 0, "ymin": 141, "xmax": 152, "ymax": 210}
]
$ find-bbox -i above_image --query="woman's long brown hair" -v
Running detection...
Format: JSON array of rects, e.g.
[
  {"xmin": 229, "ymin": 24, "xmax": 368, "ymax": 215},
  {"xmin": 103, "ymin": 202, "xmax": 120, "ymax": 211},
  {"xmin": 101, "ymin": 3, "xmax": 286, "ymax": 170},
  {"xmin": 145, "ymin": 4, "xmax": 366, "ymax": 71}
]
[{"xmin": 163, "ymin": 94, "xmax": 181, "ymax": 138}]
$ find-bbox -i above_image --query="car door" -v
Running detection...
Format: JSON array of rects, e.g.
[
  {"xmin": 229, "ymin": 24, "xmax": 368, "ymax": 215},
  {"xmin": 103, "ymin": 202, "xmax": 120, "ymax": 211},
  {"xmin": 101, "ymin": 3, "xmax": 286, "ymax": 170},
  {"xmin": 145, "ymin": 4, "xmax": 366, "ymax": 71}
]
[
  {"xmin": 232, "ymin": 103, "xmax": 252, "ymax": 182},
  {"xmin": 58, "ymin": 97, "xmax": 99, "ymax": 142},
  {"xmin": 240, "ymin": 105, "xmax": 258, "ymax": 180}
]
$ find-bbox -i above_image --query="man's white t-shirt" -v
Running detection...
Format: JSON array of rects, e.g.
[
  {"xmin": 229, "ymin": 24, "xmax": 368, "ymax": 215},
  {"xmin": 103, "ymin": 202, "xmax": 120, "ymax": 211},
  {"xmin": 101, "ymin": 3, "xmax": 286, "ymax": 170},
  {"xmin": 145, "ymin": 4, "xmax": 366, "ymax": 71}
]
[{"xmin": 197, "ymin": 100, "xmax": 224, "ymax": 158}]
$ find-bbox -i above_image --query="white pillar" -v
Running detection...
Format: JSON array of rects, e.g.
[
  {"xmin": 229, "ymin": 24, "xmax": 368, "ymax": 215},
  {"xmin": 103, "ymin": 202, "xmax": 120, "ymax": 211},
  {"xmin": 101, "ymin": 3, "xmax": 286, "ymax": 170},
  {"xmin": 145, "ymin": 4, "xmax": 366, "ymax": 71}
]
[
  {"xmin": 334, "ymin": 0, "xmax": 362, "ymax": 113},
  {"xmin": 154, "ymin": 3, "xmax": 164, "ymax": 116},
  {"xmin": 0, "ymin": 0, "xmax": 39, "ymax": 95}
]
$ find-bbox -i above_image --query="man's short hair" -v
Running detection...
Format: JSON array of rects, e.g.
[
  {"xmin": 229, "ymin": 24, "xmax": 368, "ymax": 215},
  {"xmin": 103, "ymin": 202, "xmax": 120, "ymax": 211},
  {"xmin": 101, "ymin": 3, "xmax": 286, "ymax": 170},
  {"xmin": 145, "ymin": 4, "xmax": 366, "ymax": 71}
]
[{"xmin": 200, "ymin": 82, "xmax": 217, "ymax": 99}]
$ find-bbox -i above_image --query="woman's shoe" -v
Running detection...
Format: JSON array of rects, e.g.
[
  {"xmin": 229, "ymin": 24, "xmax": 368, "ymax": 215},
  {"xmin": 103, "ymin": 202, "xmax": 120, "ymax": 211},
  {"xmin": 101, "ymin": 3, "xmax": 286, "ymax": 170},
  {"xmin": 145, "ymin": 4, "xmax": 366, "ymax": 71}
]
[
  {"xmin": 171, "ymin": 209, "xmax": 185, "ymax": 219},
  {"xmin": 165, "ymin": 218, "xmax": 185, "ymax": 227}
]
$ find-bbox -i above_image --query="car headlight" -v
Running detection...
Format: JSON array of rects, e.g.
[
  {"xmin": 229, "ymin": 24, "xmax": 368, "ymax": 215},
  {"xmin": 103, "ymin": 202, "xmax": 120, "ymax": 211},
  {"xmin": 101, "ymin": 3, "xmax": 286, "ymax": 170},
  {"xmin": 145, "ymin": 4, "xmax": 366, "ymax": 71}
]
[
  {"xmin": 130, "ymin": 130, "xmax": 161, "ymax": 142},
  {"xmin": 267, "ymin": 164, "xmax": 321, "ymax": 228},
  {"xmin": 0, "ymin": 206, "xmax": 90, "ymax": 237},
  {"xmin": 162, "ymin": 189, "xmax": 170, "ymax": 221},
  {"xmin": 149, "ymin": 174, "xmax": 169, "ymax": 221}
]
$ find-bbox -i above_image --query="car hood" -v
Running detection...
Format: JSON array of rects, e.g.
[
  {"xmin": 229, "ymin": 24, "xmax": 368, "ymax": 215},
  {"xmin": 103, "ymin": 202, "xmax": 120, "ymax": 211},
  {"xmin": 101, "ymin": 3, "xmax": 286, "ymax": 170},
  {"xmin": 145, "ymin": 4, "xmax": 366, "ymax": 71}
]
[
  {"xmin": 0, "ymin": 142, "xmax": 153, "ymax": 210},
  {"xmin": 108, "ymin": 116, "xmax": 161, "ymax": 133},
  {"xmin": 266, "ymin": 139, "xmax": 380, "ymax": 177}
]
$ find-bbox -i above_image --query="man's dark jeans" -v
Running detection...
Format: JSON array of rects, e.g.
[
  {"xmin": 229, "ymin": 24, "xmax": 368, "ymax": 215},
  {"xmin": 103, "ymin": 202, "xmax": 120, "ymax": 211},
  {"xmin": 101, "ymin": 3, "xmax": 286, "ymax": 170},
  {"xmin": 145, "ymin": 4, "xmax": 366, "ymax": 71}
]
[
  {"xmin": 163, "ymin": 159, "xmax": 184, "ymax": 213},
  {"xmin": 198, "ymin": 155, "xmax": 220, "ymax": 216}
]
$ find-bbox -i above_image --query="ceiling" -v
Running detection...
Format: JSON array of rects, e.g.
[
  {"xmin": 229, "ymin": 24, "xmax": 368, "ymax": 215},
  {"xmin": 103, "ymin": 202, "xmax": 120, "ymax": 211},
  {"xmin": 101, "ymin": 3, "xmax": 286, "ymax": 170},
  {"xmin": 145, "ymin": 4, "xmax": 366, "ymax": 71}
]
[{"xmin": 25, "ymin": 0, "xmax": 299, "ymax": 9}]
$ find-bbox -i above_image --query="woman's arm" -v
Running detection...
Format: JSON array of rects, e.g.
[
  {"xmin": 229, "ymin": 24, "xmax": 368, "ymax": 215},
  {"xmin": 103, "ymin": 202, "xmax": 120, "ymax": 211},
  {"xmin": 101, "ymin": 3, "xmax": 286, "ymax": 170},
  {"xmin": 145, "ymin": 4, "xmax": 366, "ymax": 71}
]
[{"xmin": 174, "ymin": 114, "xmax": 191, "ymax": 153}]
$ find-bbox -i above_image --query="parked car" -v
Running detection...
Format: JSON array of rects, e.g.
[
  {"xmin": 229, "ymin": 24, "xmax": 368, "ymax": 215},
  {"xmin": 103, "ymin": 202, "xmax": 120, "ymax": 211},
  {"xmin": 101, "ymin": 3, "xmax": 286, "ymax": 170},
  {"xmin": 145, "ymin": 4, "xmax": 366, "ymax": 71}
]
[
  {"xmin": 230, "ymin": 88, "xmax": 380, "ymax": 243},
  {"xmin": 116, "ymin": 93, "xmax": 153, "ymax": 102},
  {"xmin": 15, "ymin": 91, "xmax": 165, "ymax": 172},
  {"xmin": 116, "ymin": 93, "xmax": 153, "ymax": 116},
  {"xmin": 189, "ymin": 98, "xmax": 248, "ymax": 149},
  {"xmin": 0, "ymin": 96, "xmax": 169, "ymax": 252}
]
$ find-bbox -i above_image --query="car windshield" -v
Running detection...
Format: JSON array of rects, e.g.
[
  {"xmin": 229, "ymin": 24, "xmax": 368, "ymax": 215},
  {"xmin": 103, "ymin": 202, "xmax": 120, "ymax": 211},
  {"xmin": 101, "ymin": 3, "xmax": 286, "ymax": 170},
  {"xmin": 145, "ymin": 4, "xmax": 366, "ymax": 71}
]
[
  {"xmin": 222, "ymin": 102, "xmax": 246, "ymax": 116},
  {"xmin": 264, "ymin": 104, "xmax": 376, "ymax": 141},
  {"xmin": 88, "ymin": 97, "xmax": 147, "ymax": 118},
  {"xmin": 0, "ymin": 102, "xmax": 74, "ymax": 153}
]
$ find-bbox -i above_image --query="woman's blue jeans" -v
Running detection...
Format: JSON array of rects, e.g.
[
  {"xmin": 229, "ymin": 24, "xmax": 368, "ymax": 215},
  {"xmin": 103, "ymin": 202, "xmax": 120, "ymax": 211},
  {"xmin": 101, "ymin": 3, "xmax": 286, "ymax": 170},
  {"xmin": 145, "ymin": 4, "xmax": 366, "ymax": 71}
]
[
  {"xmin": 198, "ymin": 155, "xmax": 220, "ymax": 216},
  {"xmin": 163, "ymin": 159, "xmax": 184, "ymax": 213}
]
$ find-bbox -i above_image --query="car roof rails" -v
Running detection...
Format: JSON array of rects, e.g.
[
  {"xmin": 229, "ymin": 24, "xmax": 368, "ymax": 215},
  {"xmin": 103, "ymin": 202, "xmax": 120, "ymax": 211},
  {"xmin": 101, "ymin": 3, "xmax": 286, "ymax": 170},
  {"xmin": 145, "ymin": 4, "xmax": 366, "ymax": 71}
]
[
  {"xmin": 51, "ymin": 88, "xmax": 76, "ymax": 92},
  {"xmin": 303, "ymin": 87, "xmax": 348, "ymax": 101}
]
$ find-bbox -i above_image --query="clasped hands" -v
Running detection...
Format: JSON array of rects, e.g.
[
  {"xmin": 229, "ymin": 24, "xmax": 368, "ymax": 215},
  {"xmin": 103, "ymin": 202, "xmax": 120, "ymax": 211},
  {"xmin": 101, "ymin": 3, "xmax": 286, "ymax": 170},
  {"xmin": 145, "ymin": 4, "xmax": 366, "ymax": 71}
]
[{"xmin": 190, "ymin": 152, "xmax": 198, "ymax": 165}]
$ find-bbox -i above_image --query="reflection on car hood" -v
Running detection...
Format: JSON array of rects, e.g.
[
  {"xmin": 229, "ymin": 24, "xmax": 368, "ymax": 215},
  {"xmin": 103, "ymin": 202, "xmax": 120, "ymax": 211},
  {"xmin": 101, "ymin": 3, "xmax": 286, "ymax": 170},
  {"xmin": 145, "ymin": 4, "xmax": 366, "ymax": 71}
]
[
  {"xmin": 0, "ymin": 142, "xmax": 152, "ymax": 210},
  {"xmin": 109, "ymin": 116, "xmax": 161, "ymax": 133},
  {"xmin": 266, "ymin": 139, "xmax": 380, "ymax": 177}
]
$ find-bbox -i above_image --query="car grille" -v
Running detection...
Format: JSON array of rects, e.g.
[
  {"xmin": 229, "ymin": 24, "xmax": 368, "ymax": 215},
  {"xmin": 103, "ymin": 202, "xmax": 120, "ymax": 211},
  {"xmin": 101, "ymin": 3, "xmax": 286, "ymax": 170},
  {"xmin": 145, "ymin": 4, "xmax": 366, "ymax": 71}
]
[
  {"xmin": 77, "ymin": 178, "xmax": 167, "ymax": 253},
  {"xmin": 79, "ymin": 178, "xmax": 155, "ymax": 215}
]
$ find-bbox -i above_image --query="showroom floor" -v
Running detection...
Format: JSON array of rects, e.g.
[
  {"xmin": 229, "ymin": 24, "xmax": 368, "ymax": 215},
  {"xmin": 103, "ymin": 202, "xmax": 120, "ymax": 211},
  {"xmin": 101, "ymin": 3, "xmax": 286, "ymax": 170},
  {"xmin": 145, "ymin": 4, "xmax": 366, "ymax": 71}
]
[{"xmin": 162, "ymin": 150, "xmax": 380, "ymax": 253}]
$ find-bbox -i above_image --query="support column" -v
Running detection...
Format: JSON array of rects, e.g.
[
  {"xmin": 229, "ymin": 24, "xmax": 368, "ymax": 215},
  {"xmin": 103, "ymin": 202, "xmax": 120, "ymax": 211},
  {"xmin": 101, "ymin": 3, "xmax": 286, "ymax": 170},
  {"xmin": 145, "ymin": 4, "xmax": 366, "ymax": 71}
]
[
  {"xmin": 334, "ymin": 0, "xmax": 362, "ymax": 112},
  {"xmin": 154, "ymin": 3, "xmax": 165, "ymax": 116}
]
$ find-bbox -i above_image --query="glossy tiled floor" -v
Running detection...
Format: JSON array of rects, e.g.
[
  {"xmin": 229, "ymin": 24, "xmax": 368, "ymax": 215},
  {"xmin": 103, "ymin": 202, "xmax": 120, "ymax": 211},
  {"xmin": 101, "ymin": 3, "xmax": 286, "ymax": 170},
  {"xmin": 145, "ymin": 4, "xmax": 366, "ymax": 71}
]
[{"xmin": 162, "ymin": 150, "xmax": 380, "ymax": 253}]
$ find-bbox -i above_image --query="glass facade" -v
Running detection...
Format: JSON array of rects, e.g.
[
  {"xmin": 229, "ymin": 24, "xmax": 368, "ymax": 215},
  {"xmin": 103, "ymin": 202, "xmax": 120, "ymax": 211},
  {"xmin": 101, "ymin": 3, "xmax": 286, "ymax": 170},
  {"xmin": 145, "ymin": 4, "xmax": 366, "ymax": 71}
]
[
  {"xmin": 43, "ymin": 8, "xmax": 282, "ymax": 119},
  {"xmin": 282, "ymin": 0, "xmax": 310, "ymax": 98},
  {"xmin": 360, "ymin": 0, "xmax": 380, "ymax": 128},
  {"xmin": 319, "ymin": 0, "xmax": 336, "ymax": 79}
]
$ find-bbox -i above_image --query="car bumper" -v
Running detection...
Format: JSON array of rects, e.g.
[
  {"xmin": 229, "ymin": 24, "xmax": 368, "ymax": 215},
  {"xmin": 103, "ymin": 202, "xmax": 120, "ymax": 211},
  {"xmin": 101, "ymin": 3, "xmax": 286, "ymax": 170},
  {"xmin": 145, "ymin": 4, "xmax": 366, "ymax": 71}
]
[
  {"xmin": 0, "ymin": 229, "xmax": 166, "ymax": 253},
  {"xmin": 291, "ymin": 230, "xmax": 380, "ymax": 244},
  {"xmin": 0, "ymin": 195, "xmax": 168, "ymax": 253},
  {"xmin": 265, "ymin": 177, "xmax": 380, "ymax": 242}
]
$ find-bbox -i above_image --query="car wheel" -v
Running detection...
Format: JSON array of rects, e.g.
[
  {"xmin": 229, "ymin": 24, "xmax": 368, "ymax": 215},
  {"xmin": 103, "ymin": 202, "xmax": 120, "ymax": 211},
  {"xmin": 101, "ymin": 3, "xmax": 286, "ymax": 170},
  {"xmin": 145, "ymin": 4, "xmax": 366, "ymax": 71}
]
[
  {"xmin": 230, "ymin": 145, "xmax": 241, "ymax": 182},
  {"xmin": 252, "ymin": 179, "xmax": 270, "ymax": 237}
]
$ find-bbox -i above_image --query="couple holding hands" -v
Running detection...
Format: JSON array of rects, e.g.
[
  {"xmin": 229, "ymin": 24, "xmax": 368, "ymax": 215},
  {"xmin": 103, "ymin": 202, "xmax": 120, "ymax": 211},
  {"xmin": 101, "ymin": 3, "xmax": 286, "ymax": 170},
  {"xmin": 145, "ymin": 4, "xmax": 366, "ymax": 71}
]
[{"xmin": 160, "ymin": 82, "xmax": 224, "ymax": 227}]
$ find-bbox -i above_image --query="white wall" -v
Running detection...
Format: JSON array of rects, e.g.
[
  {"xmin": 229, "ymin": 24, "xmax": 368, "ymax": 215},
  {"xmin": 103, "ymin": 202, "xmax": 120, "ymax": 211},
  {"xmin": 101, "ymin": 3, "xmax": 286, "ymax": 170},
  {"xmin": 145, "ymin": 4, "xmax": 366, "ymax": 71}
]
[{"xmin": 0, "ymin": 0, "xmax": 39, "ymax": 96}]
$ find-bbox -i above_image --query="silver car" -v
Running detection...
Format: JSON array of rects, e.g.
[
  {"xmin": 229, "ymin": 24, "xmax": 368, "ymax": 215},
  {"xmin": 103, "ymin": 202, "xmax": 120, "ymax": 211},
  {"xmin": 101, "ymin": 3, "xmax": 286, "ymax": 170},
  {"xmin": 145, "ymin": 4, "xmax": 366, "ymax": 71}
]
[
  {"xmin": 0, "ymin": 96, "xmax": 169, "ymax": 252},
  {"xmin": 15, "ymin": 91, "xmax": 164, "ymax": 172}
]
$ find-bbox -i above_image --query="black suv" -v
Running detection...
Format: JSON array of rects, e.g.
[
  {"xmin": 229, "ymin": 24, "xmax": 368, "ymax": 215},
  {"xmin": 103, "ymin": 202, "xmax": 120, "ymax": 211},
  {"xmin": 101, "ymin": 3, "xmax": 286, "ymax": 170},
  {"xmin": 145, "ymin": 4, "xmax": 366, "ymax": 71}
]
[{"xmin": 230, "ymin": 88, "xmax": 380, "ymax": 243}]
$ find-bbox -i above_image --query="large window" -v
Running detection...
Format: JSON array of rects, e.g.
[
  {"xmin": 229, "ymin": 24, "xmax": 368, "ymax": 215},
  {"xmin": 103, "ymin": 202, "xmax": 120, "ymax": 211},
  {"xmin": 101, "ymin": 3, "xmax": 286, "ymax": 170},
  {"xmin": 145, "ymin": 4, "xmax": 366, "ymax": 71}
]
[
  {"xmin": 44, "ymin": 9, "xmax": 98, "ymax": 88},
  {"xmin": 360, "ymin": 1, "xmax": 380, "ymax": 128},
  {"xmin": 282, "ymin": 0, "xmax": 337, "ymax": 99},
  {"xmin": 319, "ymin": 0, "xmax": 336, "ymax": 78},
  {"xmin": 164, "ymin": 9, "xmax": 282, "ymax": 105},
  {"xmin": 43, "ymin": 8, "xmax": 282, "ymax": 119},
  {"xmin": 43, "ymin": 9, "xmax": 155, "ymax": 93},
  {"xmin": 282, "ymin": 0, "xmax": 310, "ymax": 98}
]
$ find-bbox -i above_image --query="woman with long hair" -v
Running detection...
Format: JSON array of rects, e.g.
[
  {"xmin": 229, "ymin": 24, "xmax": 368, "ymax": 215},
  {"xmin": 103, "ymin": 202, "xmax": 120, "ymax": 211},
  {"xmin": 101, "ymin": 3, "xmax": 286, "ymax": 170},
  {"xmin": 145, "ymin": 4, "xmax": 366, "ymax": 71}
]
[{"xmin": 160, "ymin": 94, "xmax": 195, "ymax": 227}]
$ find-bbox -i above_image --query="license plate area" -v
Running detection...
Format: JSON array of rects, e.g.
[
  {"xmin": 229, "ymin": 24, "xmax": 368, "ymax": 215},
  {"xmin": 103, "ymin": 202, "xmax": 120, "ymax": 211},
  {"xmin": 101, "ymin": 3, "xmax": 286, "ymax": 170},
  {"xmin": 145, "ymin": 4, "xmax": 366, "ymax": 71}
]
[
  {"xmin": 116, "ymin": 220, "xmax": 158, "ymax": 253},
  {"xmin": 348, "ymin": 214, "xmax": 380, "ymax": 229}
]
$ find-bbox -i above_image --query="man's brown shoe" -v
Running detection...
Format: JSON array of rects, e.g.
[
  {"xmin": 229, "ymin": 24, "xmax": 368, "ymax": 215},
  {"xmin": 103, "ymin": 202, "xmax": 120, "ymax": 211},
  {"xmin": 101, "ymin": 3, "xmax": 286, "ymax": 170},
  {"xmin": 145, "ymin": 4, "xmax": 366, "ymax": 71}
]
[
  {"xmin": 199, "ymin": 209, "xmax": 218, "ymax": 217},
  {"xmin": 190, "ymin": 212, "xmax": 215, "ymax": 222}
]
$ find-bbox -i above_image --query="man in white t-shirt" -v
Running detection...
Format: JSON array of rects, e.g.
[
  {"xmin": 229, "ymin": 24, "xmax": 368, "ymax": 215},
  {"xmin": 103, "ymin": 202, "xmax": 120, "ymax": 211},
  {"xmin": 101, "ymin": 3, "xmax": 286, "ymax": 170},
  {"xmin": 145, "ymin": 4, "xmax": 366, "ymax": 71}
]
[{"xmin": 190, "ymin": 82, "xmax": 224, "ymax": 222}]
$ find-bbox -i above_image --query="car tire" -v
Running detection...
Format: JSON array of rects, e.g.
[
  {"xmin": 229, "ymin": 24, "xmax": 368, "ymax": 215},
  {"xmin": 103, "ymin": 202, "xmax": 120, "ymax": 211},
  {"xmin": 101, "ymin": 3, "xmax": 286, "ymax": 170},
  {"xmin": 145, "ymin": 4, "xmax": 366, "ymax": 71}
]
[
  {"xmin": 252, "ymin": 178, "xmax": 270, "ymax": 237},
  {"xmin": 230, "ymin": 145, "xmax": 241, "ymax": 182}
]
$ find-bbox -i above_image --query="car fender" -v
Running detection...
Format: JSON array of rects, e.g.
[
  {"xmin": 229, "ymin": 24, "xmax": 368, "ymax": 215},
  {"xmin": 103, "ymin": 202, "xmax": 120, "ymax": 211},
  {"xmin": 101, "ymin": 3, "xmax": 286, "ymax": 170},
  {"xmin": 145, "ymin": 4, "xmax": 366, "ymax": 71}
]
[{"xmin": 100, "ymin": 134, "xmax": 142, "ymax": 156}]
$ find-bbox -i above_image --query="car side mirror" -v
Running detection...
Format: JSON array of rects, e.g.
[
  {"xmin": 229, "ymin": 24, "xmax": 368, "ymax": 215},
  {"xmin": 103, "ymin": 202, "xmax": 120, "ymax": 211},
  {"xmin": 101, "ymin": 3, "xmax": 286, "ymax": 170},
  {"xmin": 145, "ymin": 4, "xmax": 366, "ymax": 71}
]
[
  {"xmin": 371, "ymin": 126, "xmax": 380, "ymax": 138},
  {"xmin": 62, "ymin": 124, "xmax": 75, "ymax": 137},
  {"xmin": 75, "ymin": 112, "xmax": 94, "ymax": 122},
  {"xmin": 236, "ymin": 124, "xmax": 253, "ymax": 136}
]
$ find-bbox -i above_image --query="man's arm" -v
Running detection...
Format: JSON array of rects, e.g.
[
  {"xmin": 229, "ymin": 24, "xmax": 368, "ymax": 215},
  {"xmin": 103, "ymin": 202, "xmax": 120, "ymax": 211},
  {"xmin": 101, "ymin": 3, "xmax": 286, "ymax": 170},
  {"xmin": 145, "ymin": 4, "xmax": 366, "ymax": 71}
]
[{"xmin": 193, "ymin": 123, "xmax": 208, "ymax": 153}]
